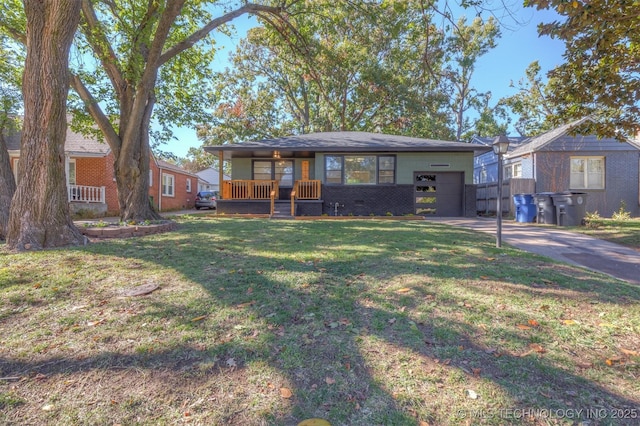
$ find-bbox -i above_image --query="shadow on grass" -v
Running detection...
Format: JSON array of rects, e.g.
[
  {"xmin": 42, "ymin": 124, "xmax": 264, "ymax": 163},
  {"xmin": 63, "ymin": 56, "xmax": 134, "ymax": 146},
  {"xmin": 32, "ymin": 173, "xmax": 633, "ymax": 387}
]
[{"xmin": 1, "ymin": 218, "xmax": 639, "ymax": 425}]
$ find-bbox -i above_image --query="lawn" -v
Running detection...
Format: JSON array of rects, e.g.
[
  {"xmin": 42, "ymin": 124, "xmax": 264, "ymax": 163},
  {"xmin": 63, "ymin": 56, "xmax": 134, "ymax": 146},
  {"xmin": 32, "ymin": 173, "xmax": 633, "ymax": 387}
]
[
  {"xmin": 577, "ymin": 217, "xmax": 640, "ymax": 249},
  {"xmin": 1, "ymin": 217, "xmax": 639, "ymax": 425}
]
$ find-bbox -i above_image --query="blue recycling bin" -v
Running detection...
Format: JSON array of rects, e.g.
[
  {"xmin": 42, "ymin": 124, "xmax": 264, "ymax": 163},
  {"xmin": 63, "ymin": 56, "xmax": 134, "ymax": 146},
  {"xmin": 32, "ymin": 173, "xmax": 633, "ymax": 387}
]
[{"xmin": 513, "ymin": 194, "xmax": 536, "ymax": 223}]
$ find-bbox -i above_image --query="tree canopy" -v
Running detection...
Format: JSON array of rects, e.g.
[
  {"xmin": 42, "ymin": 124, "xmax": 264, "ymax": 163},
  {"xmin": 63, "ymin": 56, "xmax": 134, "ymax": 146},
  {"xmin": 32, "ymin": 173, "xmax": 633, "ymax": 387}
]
[{"xmin": 525, "ymin": 0, "xmax": 640, "ymax": 138}]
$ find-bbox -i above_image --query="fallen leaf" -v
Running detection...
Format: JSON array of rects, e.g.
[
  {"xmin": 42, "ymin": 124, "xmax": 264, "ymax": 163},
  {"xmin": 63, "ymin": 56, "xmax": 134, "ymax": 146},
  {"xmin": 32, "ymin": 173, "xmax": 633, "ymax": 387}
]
[
  {"xmin": 33, "ymin": 283, "xmax": 41, "ymax": 289},
  {"xmin": 516, "ymin": 324, "xmax": 531, "ymax": 330},
  {"xmin": 472, "ymin": 368, "xmax": 481, "ymax": 376},
  {"xmin": 466, "ymin": 389, "xmax": 478, "ymax": 399},
  {"xmin": 396, "ymin": 288, "xmax": 411, "ymax": 293},
  {"xmin": 605, "ymin": 357, "xmax": 624, "ymax": 366},
  {"xmin": 388, "ymin": 318, "xmax": 397, "ymax": 325},
  {"xmin": 529, "ymin": 343, "xmax": 546, "ymax": 353},
  {"xmin": 486, "ymin": 257, "xmax": 495, "ymax": 261},
  {"xmin": 528, "ymin": 319, "xmax": 540, "ymax": 327},
  {"xmin": 246, "ymin": 287, "xmax": 253, "ymax": 294},
  {"xmin": 562, "ymin": 319, "xmax": 577, "ymax": 325},
  {"xmin": 280, "ymin": 387, "xmax": 293, "ymax": 398},
  {"xmin": 297, "ymin": 419, "xmax": 331, "ymax": 426},
  {"xmin": 540, "ymin": 305, "xmax": 550, "ymax": 311},
  {"xmin": 41, "ymin": 404, "xmax": 54, "ymax": 411},
  {"xmin": 620, "ymin": 348, "xmax": 639, "ymax": 357},
  {"xmin": 191, "ymin": 315, "xmax": 207, "ymax": 322},
  {"xmin": 236, "ymin": 301, "xmax": 255, "ymax": 308},
  {"xmin": 325, "ymin": 377, "xmax": 335, "ymax": 385},
  {"xmin": 479, "ymin": 276, "xmax": 490, "ymax": 280},
  {"xmin": 338, "ymin": 318, "xmax": 351, "ymax": 326}
]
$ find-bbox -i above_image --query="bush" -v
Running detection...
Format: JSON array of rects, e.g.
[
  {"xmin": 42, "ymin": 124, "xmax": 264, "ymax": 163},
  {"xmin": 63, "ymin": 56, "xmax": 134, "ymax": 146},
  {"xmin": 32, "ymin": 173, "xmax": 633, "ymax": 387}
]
[
  {"xmin": 583, "ymin": 211, "xmax": 602, "ymax": 228},
  {"xmin": 612, "ymin": 201, "xmax": 632, "ymax": 221}
]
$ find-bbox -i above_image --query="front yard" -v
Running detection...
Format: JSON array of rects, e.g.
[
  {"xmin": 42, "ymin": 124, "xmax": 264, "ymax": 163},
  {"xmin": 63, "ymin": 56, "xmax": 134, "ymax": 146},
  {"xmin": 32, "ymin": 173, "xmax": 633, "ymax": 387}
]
[{"xmin": 1, "ymin": 217, "xmax": 639, "ymax": 425}]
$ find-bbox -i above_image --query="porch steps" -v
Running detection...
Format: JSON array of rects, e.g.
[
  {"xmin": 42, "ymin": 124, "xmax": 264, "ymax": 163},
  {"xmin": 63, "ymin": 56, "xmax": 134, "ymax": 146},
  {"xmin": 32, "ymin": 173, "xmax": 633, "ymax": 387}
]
[{"xmin": 271, "ymin": 201, "xmax": 295, "ymax": 219}]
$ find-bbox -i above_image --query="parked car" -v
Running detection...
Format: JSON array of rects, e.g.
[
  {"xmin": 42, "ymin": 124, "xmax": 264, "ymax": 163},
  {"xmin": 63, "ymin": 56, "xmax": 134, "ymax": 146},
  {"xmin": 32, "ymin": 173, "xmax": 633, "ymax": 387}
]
[{"xmin": 195, "ymin": 191, "xmax": 217, "ymax": 210}]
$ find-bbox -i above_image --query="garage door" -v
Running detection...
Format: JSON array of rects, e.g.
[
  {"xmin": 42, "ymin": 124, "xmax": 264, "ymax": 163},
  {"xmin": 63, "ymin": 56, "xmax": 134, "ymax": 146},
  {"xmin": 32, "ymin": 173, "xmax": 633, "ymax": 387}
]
[{"xmin": 414, "ymin": 172, "xmax": 464, "ymax": 216}]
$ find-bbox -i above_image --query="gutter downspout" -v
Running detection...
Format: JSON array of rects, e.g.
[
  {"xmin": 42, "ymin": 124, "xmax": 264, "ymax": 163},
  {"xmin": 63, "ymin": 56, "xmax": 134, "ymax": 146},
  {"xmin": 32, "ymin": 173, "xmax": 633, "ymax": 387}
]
[{"xmin": 158, "ymin": 166, "xmax": 162, "ymax": 212}]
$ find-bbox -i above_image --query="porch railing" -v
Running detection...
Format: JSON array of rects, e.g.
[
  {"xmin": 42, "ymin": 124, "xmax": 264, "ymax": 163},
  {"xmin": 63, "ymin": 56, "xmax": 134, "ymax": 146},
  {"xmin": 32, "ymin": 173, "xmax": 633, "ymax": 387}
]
[
  {"xmin": 222, "ymin": 180, "xmax": 279, "ymax": 200},
  {"xmin": 68, "ymin": 185, "xmax": 105, "ymax": 203},
  {"xmin": 294, "ymin": 179, "xmax": 322, "ymax": 200}
]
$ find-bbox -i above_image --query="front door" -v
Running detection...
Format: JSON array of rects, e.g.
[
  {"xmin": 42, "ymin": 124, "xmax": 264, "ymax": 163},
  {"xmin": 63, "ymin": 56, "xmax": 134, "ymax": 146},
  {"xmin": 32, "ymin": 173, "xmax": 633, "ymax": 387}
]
[
  {"xmin": 414, "ymin": 172, "xmax": 464, "ymax": 216},
  {"xmin": 253, "ymin": 160, "xmax": 294, "ymax": 199}
]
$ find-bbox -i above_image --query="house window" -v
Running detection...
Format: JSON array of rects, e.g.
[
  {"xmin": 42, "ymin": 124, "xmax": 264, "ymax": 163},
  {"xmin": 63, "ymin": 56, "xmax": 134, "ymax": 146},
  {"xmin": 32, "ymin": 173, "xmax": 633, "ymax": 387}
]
[
  {"xmin": 252, "ymin": 160, "xmax": 294, "ymax": 186},
  {"xmin": 570, "ymin": 156, "xmax": 604, "ymax": 189},
  {"xmin": 186, "ymin": 178, "xmax": 192, "ymax": 193},
  {"xmin": 162, "ymin": 173, "xmax": 175, "ymax": 196},
  {"xmin": 68, "ymin": 159, "xmax": 76, "ymax": 185},
  {"xmin": 149, "ymin": 170, "xmax": 153, "ymax": 187},
  {"xmin": 325, "ymin": 155, "xmax": 396, "ymax": 185},
  {"xmin": 512, "ymin": 163, "xmax": 522, "ymax": 178},
  {"xmin": 505, "ymin": 162, "xmax": 522, "ymax": 180}
]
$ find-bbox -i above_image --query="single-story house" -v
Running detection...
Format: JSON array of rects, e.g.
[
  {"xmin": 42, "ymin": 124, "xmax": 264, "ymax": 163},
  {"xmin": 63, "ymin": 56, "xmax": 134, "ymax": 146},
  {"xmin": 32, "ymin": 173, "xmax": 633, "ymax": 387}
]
[
  {"xmin": 6, "ymin": 127, "xmax": 197, "ymax": 215},
  {"xmin": 203, "ymin": 132, "xmax": 491, "ymax": 217},
  {"xmin": 473, "ymin": 118, "xmax": 640, "ymax": 217},
  {"xmin": 196, "ymin": 167, "xmax": 230, "ymax": 193}
]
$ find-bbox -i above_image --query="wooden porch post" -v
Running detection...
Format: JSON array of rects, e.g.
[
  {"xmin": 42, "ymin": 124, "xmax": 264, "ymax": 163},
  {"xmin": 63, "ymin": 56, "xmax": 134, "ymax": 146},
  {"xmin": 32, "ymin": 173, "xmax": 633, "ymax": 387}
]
[{"xmin": 219, "ymin": 150, "xmax": 224, "ymax": 198}]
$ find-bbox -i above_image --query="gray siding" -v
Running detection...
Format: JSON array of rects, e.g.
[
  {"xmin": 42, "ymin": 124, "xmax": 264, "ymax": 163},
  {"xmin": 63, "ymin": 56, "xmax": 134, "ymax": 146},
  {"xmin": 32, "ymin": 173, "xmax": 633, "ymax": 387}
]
[{"xmin": 534, "ymin": 151, "xmax": 639, "ymax": 217}]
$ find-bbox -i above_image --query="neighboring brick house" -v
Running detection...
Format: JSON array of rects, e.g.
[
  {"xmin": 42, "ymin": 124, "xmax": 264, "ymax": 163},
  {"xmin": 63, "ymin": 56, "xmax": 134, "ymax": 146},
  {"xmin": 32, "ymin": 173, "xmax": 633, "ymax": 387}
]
[{"xmin": 5, "ymin": 127, "xmax": 196, "ymax": 215}]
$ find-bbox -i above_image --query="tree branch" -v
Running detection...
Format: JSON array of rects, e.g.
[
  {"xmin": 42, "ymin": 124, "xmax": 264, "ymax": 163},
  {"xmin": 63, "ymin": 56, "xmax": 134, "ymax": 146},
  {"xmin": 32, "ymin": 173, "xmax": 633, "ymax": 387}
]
[
  {"xmin": 69, "ymin": 73, "xmax": 121, "ymax": 156},
  {"xmin": 158, "ymin": 3, "xmax": 284, "ymax": 66},
  {"xmin": 79, "ymin": 0, "xmax": 126, "ymax": 99}
]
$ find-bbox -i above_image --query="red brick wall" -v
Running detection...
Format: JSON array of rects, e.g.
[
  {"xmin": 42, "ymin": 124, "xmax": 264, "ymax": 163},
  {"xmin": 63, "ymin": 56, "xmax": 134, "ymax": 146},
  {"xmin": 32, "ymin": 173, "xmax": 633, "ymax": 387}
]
[
  {"xmin": 149, "ymin": 160, "xmax": 195, "ymax": 211},
  {"xmin": 73, "ymin": 155, "xmax": 119, "ymax": 214}
]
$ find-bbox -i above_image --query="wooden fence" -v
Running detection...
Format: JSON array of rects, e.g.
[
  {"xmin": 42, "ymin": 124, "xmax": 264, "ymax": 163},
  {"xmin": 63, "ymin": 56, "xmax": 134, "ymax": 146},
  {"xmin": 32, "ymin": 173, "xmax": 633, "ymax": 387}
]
[{"xmin": 476, "ymin": 178, "xmax": 536, "ymax": 216}]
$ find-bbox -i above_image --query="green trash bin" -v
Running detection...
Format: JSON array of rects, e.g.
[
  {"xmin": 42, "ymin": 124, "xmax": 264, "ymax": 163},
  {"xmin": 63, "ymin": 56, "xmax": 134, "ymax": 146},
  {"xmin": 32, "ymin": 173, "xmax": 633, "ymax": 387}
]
[{"xmin": 551, "ymin": 192, "xmax": 588, "ymax": 226}]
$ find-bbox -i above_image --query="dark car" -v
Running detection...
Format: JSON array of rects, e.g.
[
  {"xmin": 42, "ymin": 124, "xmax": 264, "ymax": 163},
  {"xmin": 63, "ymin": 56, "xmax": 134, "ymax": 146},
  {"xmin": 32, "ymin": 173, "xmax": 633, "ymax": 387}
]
[{"xmin": 195, "ymin": 191, "xmax": 217, "ymax": 210}]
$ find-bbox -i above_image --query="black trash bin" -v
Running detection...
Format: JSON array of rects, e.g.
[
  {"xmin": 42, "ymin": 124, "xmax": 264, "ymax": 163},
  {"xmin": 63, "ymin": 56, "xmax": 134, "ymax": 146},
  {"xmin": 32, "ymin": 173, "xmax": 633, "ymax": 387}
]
[
  {"xmin": 513, "ymin": 194, "xmax": 536, "ymax": 223},
  {"xmin": 551, "ymin": 192, "xmax": 588, "ymax": 226},
  {"xmin": 533, "ymin": 192, "xmax": 557, "ymax": 225}
]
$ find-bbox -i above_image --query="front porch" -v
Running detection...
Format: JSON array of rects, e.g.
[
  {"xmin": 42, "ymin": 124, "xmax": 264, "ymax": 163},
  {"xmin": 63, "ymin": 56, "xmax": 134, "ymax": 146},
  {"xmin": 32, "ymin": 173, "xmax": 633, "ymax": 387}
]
[
  {"xmin": 219, "ymin": 179, "xmax": 323, "ymax": 217},
  {"xmin": 68, "ymin": 184, "xmax": 108, "ymax": 215}
]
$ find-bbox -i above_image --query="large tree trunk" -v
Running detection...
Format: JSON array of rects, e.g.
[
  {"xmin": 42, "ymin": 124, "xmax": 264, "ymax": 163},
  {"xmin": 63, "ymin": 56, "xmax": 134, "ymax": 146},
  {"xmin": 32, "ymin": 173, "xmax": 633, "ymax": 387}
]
[
  {"xmin": 6, "ymin": 0, "xmax": 84, "ymax": 251},
  {"xmin": 116, "ymin": 95, "xmax": 162, "ymax": 222},
  {"xmin": 0, "ymin": 133, "xmax": 16, "ymax": 240}
]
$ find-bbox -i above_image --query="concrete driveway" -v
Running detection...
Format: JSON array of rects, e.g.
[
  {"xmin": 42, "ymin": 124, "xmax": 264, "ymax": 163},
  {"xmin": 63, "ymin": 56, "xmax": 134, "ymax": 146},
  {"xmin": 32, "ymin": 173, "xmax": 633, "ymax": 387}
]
[{"xmin": 425, "ymin": 217, "xmax": 640, "ymax": 286}]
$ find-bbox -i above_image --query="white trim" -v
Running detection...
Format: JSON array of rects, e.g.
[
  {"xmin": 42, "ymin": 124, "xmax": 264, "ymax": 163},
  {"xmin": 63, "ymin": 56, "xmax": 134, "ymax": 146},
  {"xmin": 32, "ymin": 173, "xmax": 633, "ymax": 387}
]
[{"xmin": 162, "ymin": 172, "xmax": 175, "ymax": 197}]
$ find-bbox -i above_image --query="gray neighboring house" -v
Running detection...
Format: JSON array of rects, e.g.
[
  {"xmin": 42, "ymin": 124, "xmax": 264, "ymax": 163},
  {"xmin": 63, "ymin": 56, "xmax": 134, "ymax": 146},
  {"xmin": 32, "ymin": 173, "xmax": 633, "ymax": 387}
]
[
  {"xmin": 195, "ymin": 167, "xmax": 230, "ymax": 193},
  {"xmin": 473, "ymin": 118, "xmax": 640, "ymax": 217},
  {"xmin": 204, "ymin": 131, "xmax": 490, "ymax": 217}
]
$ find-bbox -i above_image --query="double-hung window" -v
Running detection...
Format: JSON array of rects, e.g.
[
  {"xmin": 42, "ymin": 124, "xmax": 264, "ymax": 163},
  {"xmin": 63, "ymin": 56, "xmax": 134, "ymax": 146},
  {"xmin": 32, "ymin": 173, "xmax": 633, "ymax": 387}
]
[
  {"xmin": 325, "ymin": 155, "xmax": 396, "ymax": 185},
  {"xmin": 162, "ymin": 173, "xmax": 175, "ymax": 196},
  {"xmin": 570, "ymin": 156, "xmax": 604, "ymax": 189}
]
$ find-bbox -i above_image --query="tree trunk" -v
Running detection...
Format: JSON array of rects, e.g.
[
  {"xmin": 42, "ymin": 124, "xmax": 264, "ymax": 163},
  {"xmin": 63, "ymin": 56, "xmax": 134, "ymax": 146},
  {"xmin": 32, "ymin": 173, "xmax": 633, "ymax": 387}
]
[
  {"xmin": 115, "ymin": 133, "xmax": 162, "ymax": 222},
  {"xmin": 0, "ymin": 133, "xmax": 16, "ymax": 240},
  {"xmin": 6, "ymin": 0, "xmax": 84, "ymax": 250}
]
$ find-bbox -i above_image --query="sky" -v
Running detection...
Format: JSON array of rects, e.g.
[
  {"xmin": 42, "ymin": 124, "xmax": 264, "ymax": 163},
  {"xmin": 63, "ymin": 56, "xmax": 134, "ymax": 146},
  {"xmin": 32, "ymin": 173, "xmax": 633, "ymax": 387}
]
[{"xmin": 164, "ymin": 3, "xmax": 566, "ymax": 158}]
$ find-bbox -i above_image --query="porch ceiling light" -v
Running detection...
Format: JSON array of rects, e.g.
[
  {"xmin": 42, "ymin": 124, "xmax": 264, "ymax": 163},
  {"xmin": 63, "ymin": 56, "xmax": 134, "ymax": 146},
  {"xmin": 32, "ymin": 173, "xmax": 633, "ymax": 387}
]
[
  {"xmin": 492, "ymin": 135, "xmax": 510, "ymax": 155},
  {"xmin": 273, "ymin": 150, "xmax": 281, "ymax": 159}
]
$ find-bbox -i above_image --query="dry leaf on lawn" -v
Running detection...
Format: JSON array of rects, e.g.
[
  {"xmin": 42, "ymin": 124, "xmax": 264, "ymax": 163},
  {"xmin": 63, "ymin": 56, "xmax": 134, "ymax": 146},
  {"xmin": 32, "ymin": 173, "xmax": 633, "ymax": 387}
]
[
  {"xmin": 280, "ymin": 387, "xmax": 293, "ymax": 398},
  {"xmin": 325, "ymin": 377, "xmax": 335, "ymax": 385}
]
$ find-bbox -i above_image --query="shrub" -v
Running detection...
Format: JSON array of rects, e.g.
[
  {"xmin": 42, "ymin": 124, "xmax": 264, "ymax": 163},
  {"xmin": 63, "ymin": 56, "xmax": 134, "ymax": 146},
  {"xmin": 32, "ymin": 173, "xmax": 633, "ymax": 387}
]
[{"xmin": 612, "ymin": 200, "xmax": 632, "ymax": 221}]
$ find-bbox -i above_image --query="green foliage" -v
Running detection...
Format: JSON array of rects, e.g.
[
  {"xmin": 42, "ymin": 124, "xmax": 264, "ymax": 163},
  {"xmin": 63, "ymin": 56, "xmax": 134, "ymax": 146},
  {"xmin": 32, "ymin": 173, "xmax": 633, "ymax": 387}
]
[
  {"xmin": 196, "ymin": 1, "xmax": 508, "ymax": 151},
  {"xmin": 525, "ymin": 0, "xmax": 640, "ymax": 139},
  {"xmin": 583, "ymin": 211, "xmax": 602, "ymax": 229},
  {"xmin": 502, "ymin": 61, "xmax": 558, "ymax": 137},
  {"xmin": 612, "ymin": 200, "xmax": 632, "ymax": 221}
]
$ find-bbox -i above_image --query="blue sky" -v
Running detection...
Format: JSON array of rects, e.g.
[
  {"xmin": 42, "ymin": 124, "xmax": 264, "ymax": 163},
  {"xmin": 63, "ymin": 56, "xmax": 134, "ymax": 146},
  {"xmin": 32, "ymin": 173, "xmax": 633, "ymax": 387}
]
[{"xmin": 164, "ymin": 4, "xmax": 566, "ymax": 158}]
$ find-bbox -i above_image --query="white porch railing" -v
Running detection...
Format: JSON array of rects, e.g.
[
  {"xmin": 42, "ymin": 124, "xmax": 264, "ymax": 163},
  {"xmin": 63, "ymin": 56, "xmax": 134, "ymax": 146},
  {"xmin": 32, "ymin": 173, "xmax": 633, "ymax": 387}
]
[{"xmin": 68, "ymin": 185, "xmax": 106, "ymax": 203}]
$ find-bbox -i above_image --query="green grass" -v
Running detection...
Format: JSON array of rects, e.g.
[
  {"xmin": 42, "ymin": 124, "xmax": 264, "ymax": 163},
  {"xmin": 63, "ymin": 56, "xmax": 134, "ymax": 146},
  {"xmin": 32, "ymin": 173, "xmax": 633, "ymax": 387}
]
[
  {"xmin": 0, "ymin": 216, "xmax": 639, "ymax": 425},
  {"xmin": 578, "ymin": 217, "xmax": 640, "ymax": 249}
]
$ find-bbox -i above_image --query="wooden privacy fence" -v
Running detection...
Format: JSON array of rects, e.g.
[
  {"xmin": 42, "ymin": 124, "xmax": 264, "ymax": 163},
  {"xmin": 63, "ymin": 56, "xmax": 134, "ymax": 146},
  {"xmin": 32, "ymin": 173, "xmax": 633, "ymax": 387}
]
[{"xmin": 476, "ymin": 178, "xmax": 535, "ymax": 216}]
